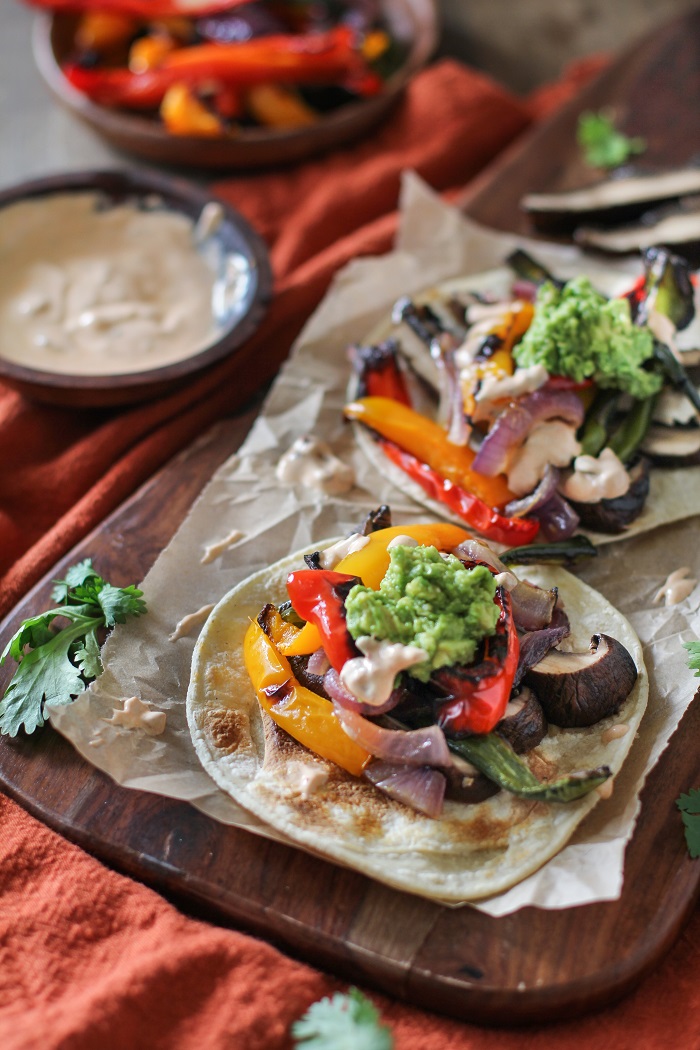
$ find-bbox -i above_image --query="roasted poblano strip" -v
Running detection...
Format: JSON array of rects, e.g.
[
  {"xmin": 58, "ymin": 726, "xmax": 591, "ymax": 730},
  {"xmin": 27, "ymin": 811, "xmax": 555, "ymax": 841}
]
[{"xmin": 449, "ymin": 735, "xmax": 611, "ymax": 803}]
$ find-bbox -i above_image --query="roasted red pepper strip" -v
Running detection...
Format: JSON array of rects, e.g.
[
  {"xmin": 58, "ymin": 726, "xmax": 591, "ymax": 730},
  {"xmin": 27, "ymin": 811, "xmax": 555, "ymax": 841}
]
[
  {"xmin": 379, "ymin": 439, "xmax": 540, "ymax": 546},
  {"xmin": 63, "ymin": 27, "xmax": 381, "ymax": 110},
  {"xmin": 27, "ymin": 0, "xmax": 251, "ymax": 16},
  {"xmin": 286, "ymin": 570, "xmax": 361, "ymax": 673},
  {"xmin": 349, "ymin": 340, "xmax": 412, "ymax": 406},
  {"xmin": 434, "ymin": 587, "xmax": 519, "ymax": 736}
]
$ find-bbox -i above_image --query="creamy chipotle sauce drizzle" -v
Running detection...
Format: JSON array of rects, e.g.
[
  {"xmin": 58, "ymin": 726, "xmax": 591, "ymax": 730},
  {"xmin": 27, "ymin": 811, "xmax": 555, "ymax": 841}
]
[
  {"xmin": 0, "ymin": 193, "xmax": 224, "ymax": 375},
  {"xmin": 653, "ymin": 567, "xmax": 697, "ymax": 606}
]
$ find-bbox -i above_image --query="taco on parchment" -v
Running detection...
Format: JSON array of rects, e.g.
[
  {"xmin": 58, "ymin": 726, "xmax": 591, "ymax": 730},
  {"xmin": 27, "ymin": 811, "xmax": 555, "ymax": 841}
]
[
  {"xmin": 344, "ymin": 249, "xmax": 700, "ymax": 548},
  {"xmin": 186, "ymin": 509, "xmax": 648, "ymax": 902}
]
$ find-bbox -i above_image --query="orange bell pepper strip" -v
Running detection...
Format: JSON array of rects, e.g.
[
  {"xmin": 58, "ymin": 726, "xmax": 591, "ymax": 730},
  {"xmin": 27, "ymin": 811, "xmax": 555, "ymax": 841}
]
[
  {"xmin": 463, "ymin": 301, "xmax": 534, "ymax": 418},
  {"xmin": 344, "ymin": 396, "xmax": 515, "ymax": 508},
  {"xmin": 280, "ymin": 522, "xmax": 471, "ymax": 657},
  {"xmin": 243, "ymin": 617, "xmax": 370, "ymax": 778},
  {"xmin": 246, "ymin": 83, "xmax": 319, "ymax": 129},
  {"xmin": 160, "ymin": 83, "xmax": 225, "ymax": 136}
]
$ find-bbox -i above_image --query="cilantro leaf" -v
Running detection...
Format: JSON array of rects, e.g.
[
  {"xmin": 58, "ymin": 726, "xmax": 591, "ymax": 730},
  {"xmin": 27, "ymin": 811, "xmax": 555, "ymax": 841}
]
[
  {"xmin": 0, "ymin": 623, "xmax": 88, "ymax": 735},
  {"xmin": 0, "ymin": 560, "xmax": 147, "ymax": 736},
  {"xmin": 292, "ymin": 988, "xmax": 393, "ymax": 1050},
  {"xmin": 676, "ymin": 789, "xmax": 700, "ymax": 858},
  {"xmin": 683, "ymin": 640, "xmax": 700, "ymax": 677},
  {"xmin": 75, "ymin": 632, "xmax": 103, "ymax": 680},
  {"xmin": 98, "ymin": 583, "xmax": 147, "ymax": 627},
  {"xmin": 577, "ymin": 111, "xmax": 646, "ymax": 169},
  {"xmin": 52, "ymin": 559, "xmax": 101, "ymax": 602}
]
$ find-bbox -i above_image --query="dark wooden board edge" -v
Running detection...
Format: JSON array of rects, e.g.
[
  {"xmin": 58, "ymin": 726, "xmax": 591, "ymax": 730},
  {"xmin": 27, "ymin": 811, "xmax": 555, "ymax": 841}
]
[
  {"xmin": 1, "ymin": 409, "xmax": 699, "ymax": 1026},
  {"xmin": 460, "ymin": 7, "xmax": 700, "ymax": 236}
]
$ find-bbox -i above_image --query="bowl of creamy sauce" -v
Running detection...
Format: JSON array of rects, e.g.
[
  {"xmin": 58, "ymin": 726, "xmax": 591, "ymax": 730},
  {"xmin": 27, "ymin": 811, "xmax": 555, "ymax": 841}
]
[{"xmin": 0, "ymin": 169, "xmax": 272, "ymax": 405}]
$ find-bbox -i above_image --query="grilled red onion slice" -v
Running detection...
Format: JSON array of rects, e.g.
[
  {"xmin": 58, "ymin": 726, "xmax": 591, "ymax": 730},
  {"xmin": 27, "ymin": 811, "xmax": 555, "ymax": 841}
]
[
  {"xmin": 511, "ymin": 279, "xmax": 538, "ymax": 302},
  {"xmin": 452, "ymin": 540, "xmax": 558, "ymax": 631},
  {"xmin": 531, "ymin": 492, "xmax": 580, "ymax": 541},
  {"xmin": 431, "ymin": 336, "xmax": 471, "ymax": 447},
  {"xmin": 323, "ymin": 668, "xmax": 402, "ymax": 716},
  {"xmin": 505, "ymin": 464, "xmax": 560, "ymax": 517},
  {"xmin": 472, "ymin": 389, "xmax": 585, "ymax": 477},
  {"xmin": 364, "ymin": 760, "xmax": 446, "ymax": 818},
  {"xmin": 307, "ymin": 648, "xmax": 330, "ymax": 676},
  {"xmin": 333, "ymin": 703, "xmax": 452, "ymax": 767}
]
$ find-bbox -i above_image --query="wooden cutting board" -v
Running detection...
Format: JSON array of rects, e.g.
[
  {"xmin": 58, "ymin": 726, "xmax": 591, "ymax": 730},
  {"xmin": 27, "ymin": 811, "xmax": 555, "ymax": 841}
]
[{"xmin": 2, "ymin": 11, "xmax": 700, "ymax": 1025}]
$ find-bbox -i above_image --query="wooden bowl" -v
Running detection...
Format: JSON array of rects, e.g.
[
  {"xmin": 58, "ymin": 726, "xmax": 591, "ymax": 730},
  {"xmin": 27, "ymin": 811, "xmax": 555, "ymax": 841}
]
[
  {"xmin": 0, "ymin": 169, "xmax": 272, "ymax": 407},
  {"xmin": 31, "ymin": 1, "xmax": 438, "ymax": 171}
]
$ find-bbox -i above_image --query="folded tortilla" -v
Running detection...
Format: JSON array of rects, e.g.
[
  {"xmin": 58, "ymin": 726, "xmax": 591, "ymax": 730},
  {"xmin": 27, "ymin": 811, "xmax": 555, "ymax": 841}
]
[{"xmin": 186, "ymin": 542, "xmax": 648, "ymax": 903}]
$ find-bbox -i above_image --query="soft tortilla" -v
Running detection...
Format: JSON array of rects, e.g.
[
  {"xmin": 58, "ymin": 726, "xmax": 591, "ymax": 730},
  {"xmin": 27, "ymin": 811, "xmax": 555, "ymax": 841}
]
[
  {"xmin": 186, "ymin": 542, "xmax": 648, "ymax": 903},
  {"xmin": 349, "ymin": 265, "xmax": 700, "ymax": 547}
]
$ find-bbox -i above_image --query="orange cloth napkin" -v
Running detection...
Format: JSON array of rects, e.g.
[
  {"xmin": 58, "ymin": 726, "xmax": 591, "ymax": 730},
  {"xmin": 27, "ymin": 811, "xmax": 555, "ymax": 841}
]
[{"xmin": 6, "ymin": 53, "xmax": 690, "ymax": 1050}]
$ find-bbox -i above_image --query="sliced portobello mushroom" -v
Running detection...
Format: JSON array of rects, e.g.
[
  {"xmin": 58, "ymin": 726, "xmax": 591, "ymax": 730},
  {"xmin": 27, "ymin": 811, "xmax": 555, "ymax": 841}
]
[
  {"xmin": 288, "ymin": 654, "xmax": 331, "ymax": 699},
  {"xmin": 525, "ymin": 633, "xmax": 638, "ymax": 728},
  {"xmin": 444, "ymin": 753, "xmax": 501, "ymax": 803},
  {"xmin": 495, "ymin": 687, "xmax": 547, "ymax": 753},
  {"xmin": 514, "ymin": 621, "xmax": 571, "ymax": 688},
  {"xmin": 521, "ymin": 166, "xmax": 700, "ymax": 233},
  {"xmin": 567, "ymin": 455, "xmax": 650, "ymax": 533},
  {"xmin": 653, "ymin": 387, "xmax": 700, "ymax": 427},
  {"xmin": 641, "ymin": 423, "xmax": 700, "ymax": 465},
  {"xmin": 361, "ymin": 504, "xmax": 393, "ymax": 535},
  {"xmin": 575, "ymin": 199, "xmax": 700, "ymax": 259}
]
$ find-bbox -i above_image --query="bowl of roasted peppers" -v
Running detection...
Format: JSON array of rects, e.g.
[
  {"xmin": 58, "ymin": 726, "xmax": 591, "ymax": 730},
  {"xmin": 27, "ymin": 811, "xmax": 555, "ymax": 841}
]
[{"xmin": 30, "ymin": 0, "xmax": 437, "ymax": 169}]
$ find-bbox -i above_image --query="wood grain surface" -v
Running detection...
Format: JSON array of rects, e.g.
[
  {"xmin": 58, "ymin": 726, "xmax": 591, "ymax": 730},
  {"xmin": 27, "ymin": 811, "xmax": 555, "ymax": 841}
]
[{"xmin": 2, "ymin": 11, "xmax": 700, "ymax": 1025}]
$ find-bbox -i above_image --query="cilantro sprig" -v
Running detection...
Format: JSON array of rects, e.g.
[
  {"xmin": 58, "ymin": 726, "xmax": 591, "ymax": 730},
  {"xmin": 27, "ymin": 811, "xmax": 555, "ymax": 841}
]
[
  {"xmin": 0, "ymin": 559, "xmax": 146, "ymax": 737},
  {"xmin": 292, "ymin": 988, "xmax": 393, "ymax": 1050},
  {"xmin": 683, "ymin": 640, "xmax": 700, "ymax": 677},
  {"xmin": 677, "ymin": 790, "xmax": 700, "ymax": 859},
  {"xmin": 675, "ymin": 643, "xmax": 700, "ymax": 858},
  {"xmin": 577, "ymin": 110, "xmax": 646, "ymax": 169}
]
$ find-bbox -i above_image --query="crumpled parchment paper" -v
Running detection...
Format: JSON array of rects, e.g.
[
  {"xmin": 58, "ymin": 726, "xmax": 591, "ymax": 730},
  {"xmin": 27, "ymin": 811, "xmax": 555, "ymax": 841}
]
[{"xmin": 49, "ymin": 173, "xmax": 700, "ymax": 915}]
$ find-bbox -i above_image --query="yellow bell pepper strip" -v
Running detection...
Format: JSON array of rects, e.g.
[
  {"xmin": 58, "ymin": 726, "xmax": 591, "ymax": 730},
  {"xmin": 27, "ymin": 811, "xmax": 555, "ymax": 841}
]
[
  {"xmin": 334, "ymin": 522, "xmax": 471, "ymax": 589},
  {"xmin": 434, "ymin": 588, "xmax": 519, "ymax": 736},
  {"xmin": 128, "ymin": 32, "xmax": 179, "ymax": 74},
  {"xmin": 243, "ymin": 617, "xmax": 370, "ymax": 777},
  {"xmin": 280, "ymin": 522, "xmax": 471, "ymax": 658},
  {"xmin": 246, "ymin": 83, "xmax": 319, "ymax": 129},
  {"xmin": 276, "ymin": 620, "xmax": 322, "ymax": 658},
  {"xmin": 160, "ymin": 83, "xmax": 224, "ymax": 135},
  {"xmin": 345, "ymin": 396, "xmax": 514, "ymax": 508}
]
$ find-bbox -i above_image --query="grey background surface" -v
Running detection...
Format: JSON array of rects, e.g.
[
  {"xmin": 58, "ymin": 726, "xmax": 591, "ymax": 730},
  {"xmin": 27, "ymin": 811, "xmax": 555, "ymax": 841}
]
[{"xmin": 1, "ymin": 0, "xmax": 697, "ymax": 188}]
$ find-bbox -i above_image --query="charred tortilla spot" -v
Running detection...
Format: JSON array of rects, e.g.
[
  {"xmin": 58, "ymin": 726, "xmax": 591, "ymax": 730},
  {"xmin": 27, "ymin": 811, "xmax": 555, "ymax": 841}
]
[
  {"xmin": 205, "ymin": 708, "xmax": 249, "ymax": 754},
  {"xmin": 441, "ymin": 799, "xmax": 538, "ymax": 849}
]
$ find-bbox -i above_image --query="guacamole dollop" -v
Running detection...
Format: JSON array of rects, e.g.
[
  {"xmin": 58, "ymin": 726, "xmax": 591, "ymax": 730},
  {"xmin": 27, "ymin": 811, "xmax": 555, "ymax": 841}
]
[
  {"xmin": 513, "ymin": 276, "xmax": 662, "ymax": 400},
  {"xmin": 344, "ymin": 544, "xmax": 499, "ymax": 682}
]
